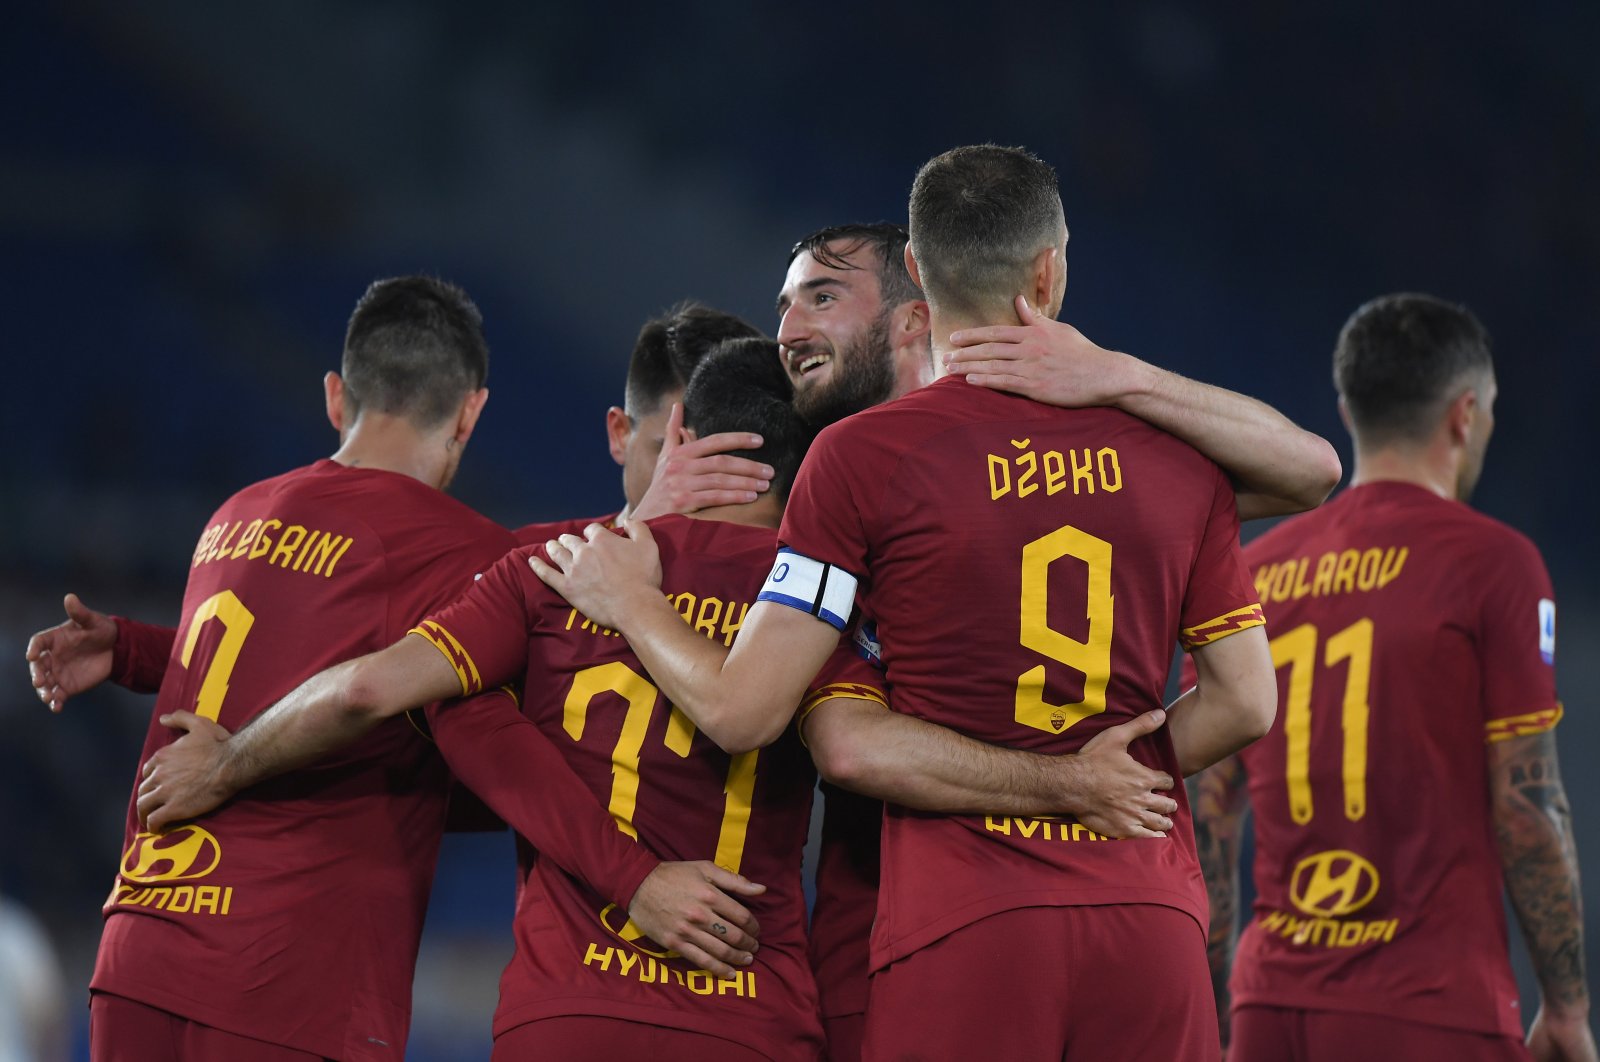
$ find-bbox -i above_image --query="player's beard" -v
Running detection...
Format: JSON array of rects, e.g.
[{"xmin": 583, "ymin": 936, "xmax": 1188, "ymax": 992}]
[{"xmin": 793, "ymin": 310, "xmax": 896, "ymax": 428}]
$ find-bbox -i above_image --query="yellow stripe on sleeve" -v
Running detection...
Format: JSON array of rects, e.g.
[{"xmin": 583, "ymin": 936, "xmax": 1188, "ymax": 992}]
[
  {"xmin": 408, "ymin": 620, "xmax": 483, "ymax": 696},
  {"xmin": 797, "ymin": 681, "xmax": 890, "ymax": 730},
  {"xmin": 1485, "ymin": 703, "xmax": 1564, "ymax": 744},
  {"xmin": 1181, "ymin": 603, "xmax": 1267, "ymax": 650}
]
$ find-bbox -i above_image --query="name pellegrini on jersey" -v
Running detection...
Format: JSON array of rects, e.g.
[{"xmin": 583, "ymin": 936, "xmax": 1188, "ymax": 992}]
[
  {"xmin": 1253, "ymin": 546, "xmax": 1408, "ymax": 603},
  {"xmin": 190, "ymin": 516, "xmax": 355, "ymax": 577}
]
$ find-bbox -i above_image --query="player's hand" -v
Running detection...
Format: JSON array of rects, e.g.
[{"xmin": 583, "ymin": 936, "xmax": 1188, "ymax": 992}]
[
  {"xmin": 630, "ymin": 402, "xmax": 773, "ymax": 521},
  {"xmin": 135, "ymin": 711, "xmax": 236, "ymax": 832},
  {"xmin": 531, "ymin": 519, "xmax": 663, "ymax": 632},
  {"xmin": 26, "ymin": 593, "xmax": 118, "ymax": 712},
  {"xmin": 945, "ymin": 296, "xmax": 1151, "ymax": 408},
  {"xmin": 1066, "ymin": 710, "xmax": 1178, "ymax": 838},
  {"xmin": 1528, "ymin": 1002, "xmax": 1599, "ymax": 1062},
  {"xmin": 627, "ymin": 860, "xmax": 766, "ymax": 980}
]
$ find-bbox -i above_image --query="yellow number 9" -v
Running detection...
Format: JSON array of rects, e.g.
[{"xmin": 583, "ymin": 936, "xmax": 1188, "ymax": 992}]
[{"xmin": 1015, "ymin": 525, "xmax": 1114, "ymax": 736}]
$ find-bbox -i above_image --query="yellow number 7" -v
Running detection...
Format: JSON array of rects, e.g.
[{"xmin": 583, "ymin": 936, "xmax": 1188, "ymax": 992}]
[{"xmin": 178, "ymin": 590, "xmax": 256, "ymax": 722}]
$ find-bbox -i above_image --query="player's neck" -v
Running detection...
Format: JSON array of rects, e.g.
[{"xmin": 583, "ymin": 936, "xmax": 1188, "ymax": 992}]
[
  {"xmin": 926, "ymin": 306, "xmax": 1013, "ymax": 381},
  {"xmin": 689, "ymin": 494, "xmax": 783, "ymax": 530},
  {"xmin": 330, "ymin": 415, "xmax": 450, "ymax": 490},
  {"xmin": 1348, "ymin": 445, "xmax": 1457, "ymax": 500}
]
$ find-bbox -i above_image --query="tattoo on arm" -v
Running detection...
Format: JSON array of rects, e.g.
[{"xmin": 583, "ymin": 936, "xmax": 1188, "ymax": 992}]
[
  {"xmin": 1190, "ymin": 755, "xmax": 1249, "ymax": 1042},
  {"xmin": 1491, "ymin": 730, "xmax": 1589, "ymax": 1011}
]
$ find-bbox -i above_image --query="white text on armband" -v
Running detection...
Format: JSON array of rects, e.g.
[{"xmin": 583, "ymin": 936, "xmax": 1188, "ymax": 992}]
[{"xmin": 756, "ymin": 548, "xmax": 857, "ymax": 631}]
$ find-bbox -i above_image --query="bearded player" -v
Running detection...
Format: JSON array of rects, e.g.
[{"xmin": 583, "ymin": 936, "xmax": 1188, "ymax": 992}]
[
  {"xmin": 776, "ymin": 219, "xmax": 1340, "ymax": 1058},
  {"xmin": 536, "ymin": 145, "xmax": 1280, "ymax": 1061},
  {"xmin": 1188, "ymin": 294, "xmax": 1595, "ymax": 1062}
]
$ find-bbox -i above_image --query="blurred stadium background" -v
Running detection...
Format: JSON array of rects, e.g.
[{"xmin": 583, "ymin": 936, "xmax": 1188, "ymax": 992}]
[{"xmin": 2, "ymin": 3, "xmax": 1596, "ymax": 1057}]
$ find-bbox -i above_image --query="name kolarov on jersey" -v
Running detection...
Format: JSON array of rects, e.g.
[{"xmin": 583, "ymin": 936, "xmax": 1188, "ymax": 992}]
[
  {"xmin": 1253, "ymin": 546, "xmax": 1408, "ymax": 603},
  {"xmin": 190, "ymin": 516, "xmax": 355, "ymax": 577}
]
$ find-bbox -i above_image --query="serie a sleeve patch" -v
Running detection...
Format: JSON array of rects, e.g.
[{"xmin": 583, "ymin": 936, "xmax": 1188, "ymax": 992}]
[{"xmin": 756, "ymin": 548, "xmax": 858, "ymax": 631}]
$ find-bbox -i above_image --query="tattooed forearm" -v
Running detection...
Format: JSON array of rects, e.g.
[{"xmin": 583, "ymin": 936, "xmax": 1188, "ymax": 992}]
[
  {"xmin": 1190, "ymin": 755, "xmax": 1249, "ymax": 1041},
  {"xmin": 1490, "ymin": 729, "xmax": 1589, "ymax": 1013}
]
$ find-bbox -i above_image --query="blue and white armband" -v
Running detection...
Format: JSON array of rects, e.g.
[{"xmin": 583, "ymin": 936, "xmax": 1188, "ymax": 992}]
[{"xmin": 757, "ymin": 548, "xmax": 858, "ymax": 631}]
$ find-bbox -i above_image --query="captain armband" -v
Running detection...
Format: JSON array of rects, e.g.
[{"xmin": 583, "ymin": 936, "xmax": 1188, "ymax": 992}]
[{"xmin": 756, "ymin": 548, "xmax": 858, "ymax": 631}]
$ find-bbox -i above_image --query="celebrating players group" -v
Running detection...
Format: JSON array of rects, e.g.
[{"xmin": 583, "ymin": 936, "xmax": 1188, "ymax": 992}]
[{"xmin": 27, "ymin": 145, "xmax": 1593, "ymax": 1061}]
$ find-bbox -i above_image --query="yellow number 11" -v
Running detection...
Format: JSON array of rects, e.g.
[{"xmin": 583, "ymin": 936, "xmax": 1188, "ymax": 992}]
[{"xmin": 1269, "ymin": 618, "xmax": 1374, "ymax": 824}]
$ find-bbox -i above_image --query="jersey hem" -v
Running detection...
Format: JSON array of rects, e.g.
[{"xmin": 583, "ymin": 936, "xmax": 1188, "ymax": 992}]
[
  {"xmin": 493, "ymin": 996, "xmax": 816, "ymax": 1060},
  {"xmin": 1230, "ymin": 986, "xmax": 1524, "ymax": 1040}
]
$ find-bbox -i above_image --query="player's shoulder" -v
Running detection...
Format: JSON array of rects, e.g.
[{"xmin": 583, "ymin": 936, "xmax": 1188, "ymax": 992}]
[
  {"xmin": 647, "ymin": 512, "xmax": 775, "ymax": 562},
  {"xmin": 514, "ymin": 511, "xmax": 620, "ymax": 546}
]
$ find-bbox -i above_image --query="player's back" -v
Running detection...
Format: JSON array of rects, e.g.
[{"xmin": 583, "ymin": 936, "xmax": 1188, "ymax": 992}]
[
  {"xmin": 1231, "ymin": 481, "xmax": 1557, "ymax": 1038},
  {"xmin": 92, "ymin": 459, "xmax": 513, "ymax": 1059},
  {"xmin": 782, "ymin": 375, "xmax": 1264, "ymax": 970}
]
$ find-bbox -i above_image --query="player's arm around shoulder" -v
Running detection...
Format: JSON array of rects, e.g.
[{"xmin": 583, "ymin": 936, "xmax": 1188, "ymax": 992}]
[
  {"xmin": 1167, "ymin": 624, "xmax": 1275, "ymax": 778},
  {"xmin": 1489, "ymin": 728, "xmax": 1597, "ymax": 1061}
]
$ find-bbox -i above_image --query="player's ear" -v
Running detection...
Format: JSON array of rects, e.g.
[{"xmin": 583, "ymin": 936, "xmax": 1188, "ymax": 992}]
[
  {"xmin": 903, "ymin": 244, "xmax": 924, "ymax": 291},
  {"xmin": 891, "ymin": 298, "xmax": 930, "ymax": 355},
  {"xmin": 1444, "ymin": 387, "xmax": 1477, "ymax": 447},
  {"xmin": 1336, "ymin": 396, "xmax": 1353, "ymax": 435},
  {"xmin": 324, "ymin": 372, "xmax": 346, "ymax": 432},
  {"xmin": 1029, "ymin": 246, "xmax": 1059, "ymax": 320},
  {"xmin": 605, "ymin": 406, "xmax": 631, "ymax": 467},
  {"xmin": 454, "ymin": 387, "xmax": 490, "ymax": 446}
]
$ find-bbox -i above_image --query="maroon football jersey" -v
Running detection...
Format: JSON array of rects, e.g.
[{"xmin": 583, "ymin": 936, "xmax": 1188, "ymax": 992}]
[
  {"xmin": 415, "ymin": 515, "xmax": 887, "ymax": 1059},
  {"xmin": 1221, "ymin": 482, "xmax": 1560, "ymax": 1037},
  {"xmin": 91, "ymin": 460, "xmax": 516, "ymax": 1058},
  {"xmin": 514, "ymin": 510, "xmax": 621, "ymax": 546},
  {"xmin": 778, "ymin": 376, "xmax": 1263, "ymax": 973},
  {"xmin": 808, "ymin": 783, "xmax": 880, "ymax": 1021}
]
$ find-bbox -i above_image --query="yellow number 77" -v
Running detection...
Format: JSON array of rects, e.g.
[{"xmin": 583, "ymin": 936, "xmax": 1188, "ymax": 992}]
[{"xmin": 1270, "ymin": 618, "xmax": 1374, "ymax": 824}]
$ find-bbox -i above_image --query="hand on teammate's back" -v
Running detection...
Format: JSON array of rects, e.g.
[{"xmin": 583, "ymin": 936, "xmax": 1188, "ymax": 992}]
[
  {"xmin": 25, "ymin": 593, "xmax": 117, "ymax": 712},
  {"xmin": 630, "ymin": 402, "xmax": 773, "ymax": 521},
  {"xmin": 532, "ymin": 519, "xmax": 663, "ymax": 632},
  {"xmin": 626, "ymin": 860, "xmax": 767, "ymax": 981},
  {"xmin": 135, "ymin": 711, "xmax": 235, "ymax": 831},
  {"xmin": 1069, "ymin": 710, "xmax": 1179, "ymax": 839},
  {"xmin": 944, "ymin": 295, "xmax": 1147, "ymax": 408}
]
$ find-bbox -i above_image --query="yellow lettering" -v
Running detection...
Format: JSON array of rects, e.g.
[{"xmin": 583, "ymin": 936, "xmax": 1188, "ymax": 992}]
[
  {"xmin": 230, "ymin": 519, "xmax": 263, "ymax": 560},
  {"xmin": 717, "ymin": 972, "xmax": 747, "ymax": 997},
  {"xmin": 566, "ymin": 609, "xmax": 578, "ymax": 631},
  {"xmin": 1069, "ymin": 448, "xmax": 1095, "ymax": 494},
  {"xmin": 168, "ymin": 886, "xmax": 195, "ymax": 914},
  {"xmin": 306, "ymin": 534, "xmax": 343, "ymax": 576},
  {"xmin": 672, "ymin": 592, "xmax": 697, "ymax": 625},
  {"xmin": 322, "ymin": 536, "xmax": 354, "ymax": 577},
  {"xmin": 1291, "ymin": 558, "xmax": 1313, "ymax": 599},
  {"xmin": 1016, "ymin": 449, "xmax": 1039, "ymax": 498},
  {"xmin": 222, "ymin": 887, "xmax": 232, "ymax": 915},
  {"xmin": 290, "ymin": 531, "xmax": 322, "ymax": 572},
  {"xmin": 1096, "ymin": 447, "xmax": 1122, "ymax": 492},
  {"xmin": 1043, "ymin": 450, "xmax": 1067, "ymax": 495},
  {"xmin": 720, "ymin": 601, "xmax": 748, "ymax": 647},
  {"xmin": 1332, "ymin": 549, "xmax": 1360, "ymax": 594},
  {"xmin": 1253, "ymin": 563, "xmax": 1277, "ymax": 601},
  {"xmin": 988, "ymin": 453, "xmax": 1012, "ymax": 499},
  {"xmin": 1312, "ymin": 552, "xmax": 1337, "ymax": 596},
  {"xmin": 639, "ymin": 957, "xmax": 659, "ymax": 984},
  {"xmin": 1382, "ymin": 919, "xmax": 1398, "ymax": 942},
  {"xmin": 984, "ymin": 816, "xmax": 1012, "ymax": 835},
  {"xmin": 250, "ymin": 519, "xmax": 280, "ymax": 560},
  {"xmin": 686, "ymin": 970, "xmax": 714, "ymax": 996},
  {"xmin": 1356, "ymin": 548, "xmax": 1381, "ymax": 591},
  {"xmin": 192, "ymin": 525, "xmax": 221, "ymax": 567},
  {"xmin": 1271, "ymin": 563, "xmax": 1297, "ymax": 603},
  {"xmin": 583, "ymin": 942, "xmax": 615, "ymax": 972},
  {"xmin": 1069, "ymin": 822, "xmax": 1106, "ymax": 841},
  {"xmin": 1336, "ymin": 921, "xmax": 1364, "ymax": 947},
  {"xmin": 1360, "ymin": 920, "xmax": 1389, "ymax": 944},
  {"xmin": 1377, "ymin": 546, "xmax": 1407, "ymax": 588},
  {"xmin": 208, "ymin": 521, "xmax": 242, "ymax": 563},
  {"xmin": 1015, "ymin": 818, "xmax": 1042, "ymax": 838},
  {"xmin": 193, "ymin": 886, "xmax": 221, "ymax": 915},
  {"xmin": 269, "ymin": 525, "xmax": 306, "ymax": 568},
  {"xmin": 617, "ymin": 951, "xmax": 640, "ymax": 977},
  {"xmin": 693, "ymin": 596, "xmax": 722, "ymax": 640}
]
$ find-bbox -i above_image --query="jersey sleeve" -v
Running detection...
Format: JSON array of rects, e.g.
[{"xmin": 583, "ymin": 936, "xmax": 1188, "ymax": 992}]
[
  {"xmin": 797, "ymin": 634, "xmax": 890, "ymax": 729},
  {"xmin": 110, "ymin": 617, "xmax": 177, "ymax": 694},
  {"xmin": 1179, "ymin": 466, "xmax": 1266, "ymax": 651},
  {"xmin": 428, "ymin": 686, "xmax": 661, "ymax": 909},
  {"xmin": 409, "ymin": 549, "xmax": 539, "ymax": 697},
  {"xmin": 1475, "ymin": 532, "xmax": 1562, "ymax": 742},
  {"xmin": 779, "ymin": 424, "xmax": 874, "ymax": 583}
]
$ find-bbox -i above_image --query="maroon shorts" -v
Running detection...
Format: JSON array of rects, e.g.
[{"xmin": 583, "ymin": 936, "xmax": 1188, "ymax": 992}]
[
  {"xmin": 862, "ymin": 903, "xmax": 1218, "ymax": 1062},
  {"xmin": 493, "ymin": 1016, "xmax": 778, "ymax": 1061},
  {"xmin": 825, "ymin": 1011, "xmax": 866, "ymax": 1062},
  {"xmin": 90, "ymin": 992, "xmax": 330, "ymax": 1062},
  {"xmin": 1229, "ymin": 1005, "xmax": 1531, "ymax": 1062}
]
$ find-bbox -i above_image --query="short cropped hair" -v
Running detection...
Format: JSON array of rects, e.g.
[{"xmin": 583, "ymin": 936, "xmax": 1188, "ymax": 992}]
[
  {"xmin": 908, "ymin": 145, "xmax": 1065, "ymax": 319},
  {"xmin": 342, "ymin": 276, "xmax": 489, "ymax": 429},
  {"xmin": 789, "ymin": 222, "xmax": 923, "ymax": 310},
  {"xmin": 1333, "ymin": 293, "xmax": 1495, "ymax": 447},
  {"xmin": 625, "ymin": 302, "xmax": 763, "ymax": 418},
  {"xmin": 682, "ymin": 337, "xmax": 813, "ymax": 503}
]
